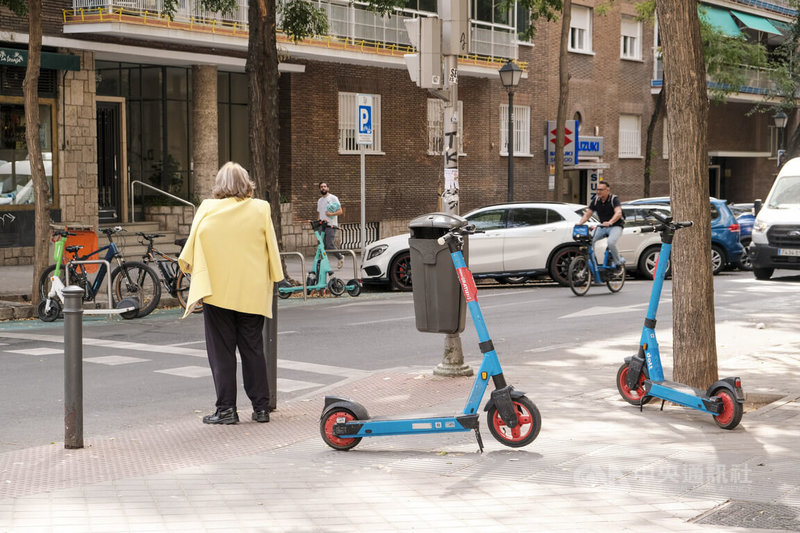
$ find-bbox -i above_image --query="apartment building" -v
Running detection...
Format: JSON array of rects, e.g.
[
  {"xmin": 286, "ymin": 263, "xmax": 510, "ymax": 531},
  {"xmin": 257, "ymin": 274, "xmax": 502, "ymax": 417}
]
[{"xmin": 0, "ymin": 0, "xmax": 794, "ymax": 264}]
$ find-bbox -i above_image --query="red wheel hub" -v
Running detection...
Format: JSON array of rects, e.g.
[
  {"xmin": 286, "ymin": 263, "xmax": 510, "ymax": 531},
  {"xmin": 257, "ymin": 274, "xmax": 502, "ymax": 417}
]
[
  {"xmin": 619, "ymin": 366, "xmax": 646, "ymax": 401},
  {"xmin": 323, "ymin": 411, "xmax": 356, "ymax": 447},
  {"xmin": 492, "ymin": 402, "xmax": 532, "ymax": 441},
  {"xmin": 715, "ymin": 391, "xmax": 734, "ymax": 426}
]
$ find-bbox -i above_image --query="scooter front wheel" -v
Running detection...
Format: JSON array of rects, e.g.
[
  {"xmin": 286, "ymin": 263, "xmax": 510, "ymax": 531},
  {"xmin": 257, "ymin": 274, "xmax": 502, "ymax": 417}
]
[
  {"xmin": 320, "ymin": 408, "xmax": 362, "ymax": 450},
  {"xmin": 568, "ymin": 256, "xmax": 591, "ymax": 296},
  {"xmin": 277, "ymin": 280, "xmax": 292, "ymax": 299},
  {"xmin": 711, "ymin": 388, "xmax": 743, "ymax": 430},
  {"xmin": 616, "ymin": 362, "xmax": 652, "ymax": 406},
  {"xmin": 486, "ymin": 395, "xmax": 541, "ymax": 448},
  {"xmin": 327, "ymin": 277, "xmax": 346, "ymax": 296},
  {"xmin": 37, "ymin": 299, "xmax": 62, "ymax": 322}
]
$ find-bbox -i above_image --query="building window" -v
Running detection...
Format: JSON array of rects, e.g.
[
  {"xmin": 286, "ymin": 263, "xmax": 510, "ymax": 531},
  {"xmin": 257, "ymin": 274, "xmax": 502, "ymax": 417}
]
[
  {"xmin": 338, "ymin": 92, "xmax": 382, "ymax": 154},
  {"xmin": 427, "ymin": 99, "xmax": 464, "ymax": 155},
  {"xmin": 621, "ymin": 16, "xmax": 641, "ymax": 60},
  {"xmin": 619, "ymin": 114, "xmax": 641, "ymax": 158},
  {"xmin": 500, "ymin": 104, "xmax": 531, "ymax": 156},
  {"xmin": 0, "ymin": 101, "xmax": 56, "ymax": 206},
  {"xmin": 570, "ymin": 5, "xmax": 593, "ymax": 53}
]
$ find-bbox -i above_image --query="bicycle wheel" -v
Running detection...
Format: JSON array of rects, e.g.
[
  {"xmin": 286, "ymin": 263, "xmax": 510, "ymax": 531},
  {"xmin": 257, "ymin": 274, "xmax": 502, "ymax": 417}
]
[
  {"xmin": 568, "ymin": 255, "xmax": 591, "ymax": 296},
  {"xmin": 38, "ymin": 265, "xmax": 91, "ymax": 302},
  {"xmin": 175, "ymin": 271, "xmax": 202, "ymax": 313},
  {"xmin": 111, "ymin": 261, "xmax": 161, "ymax": 318},
  {"xmin": 606, "ymin": 263, "xmax": 625, "ymax": 293}
]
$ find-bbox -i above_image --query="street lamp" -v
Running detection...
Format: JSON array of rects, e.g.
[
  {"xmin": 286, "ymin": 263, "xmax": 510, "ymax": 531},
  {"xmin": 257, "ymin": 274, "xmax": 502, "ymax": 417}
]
[
  {"xmin": 499, "ymin": 60, "xmax": 522, "ymax": 202},
  {"xmin": 774, "ymin": 110, "xmax": 788, "ymax": 167}
]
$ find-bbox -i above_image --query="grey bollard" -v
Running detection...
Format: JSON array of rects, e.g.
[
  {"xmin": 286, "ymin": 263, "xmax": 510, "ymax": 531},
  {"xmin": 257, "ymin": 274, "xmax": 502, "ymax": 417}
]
[
  {"xmin": 63, "ymin": 286, "xmax": 84, "ymax": 449},
  {"xmin": 262, "ymin": 288, "xmax": 278, "ymax": 411}
]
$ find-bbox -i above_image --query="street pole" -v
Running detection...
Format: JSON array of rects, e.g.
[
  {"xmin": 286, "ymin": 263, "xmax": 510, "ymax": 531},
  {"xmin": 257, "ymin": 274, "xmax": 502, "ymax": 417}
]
[
  {"xmin": 433, "ymin": 53, "xmax": 472, "ymax": 378},
  {"xmin": 360, "ymin": 143, "xmax": 366, "ymax": 264},
  {"xmin": 63, "ymin": 285, "xmax": 84, "ymax": 449},
  {"xmin": 507, "ymin": 89, "xmax": 514, "ymax": 202}
]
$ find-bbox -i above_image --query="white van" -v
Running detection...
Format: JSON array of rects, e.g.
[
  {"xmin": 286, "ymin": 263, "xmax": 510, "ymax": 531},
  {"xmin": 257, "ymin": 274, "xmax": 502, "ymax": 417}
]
[{"xmin": 750, "ymin": 157, "xmax": 800, "ymax": 280}]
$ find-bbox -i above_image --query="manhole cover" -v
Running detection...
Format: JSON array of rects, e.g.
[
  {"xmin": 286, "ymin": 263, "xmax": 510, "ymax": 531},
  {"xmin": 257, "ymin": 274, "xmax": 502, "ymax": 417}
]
[{"xmin": 695, "ymin": 501, "xmax": 800, "ymax": 530}]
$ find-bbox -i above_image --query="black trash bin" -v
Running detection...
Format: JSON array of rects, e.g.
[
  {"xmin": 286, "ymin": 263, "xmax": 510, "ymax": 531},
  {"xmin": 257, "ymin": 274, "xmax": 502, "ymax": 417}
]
[{"xmin": 408, "ymin": 212, "xmax": 468, "ymax": 334}]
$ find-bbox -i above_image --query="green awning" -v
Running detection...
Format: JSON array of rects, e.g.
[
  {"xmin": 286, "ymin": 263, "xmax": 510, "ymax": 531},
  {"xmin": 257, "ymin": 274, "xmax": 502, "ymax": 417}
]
[
  {"xmin": 0, "ymin": 47, "xmax": 80, "ymax": 71},
  {"xmin": 730, "ymin": 10, "xmax": 781, "ymax": 35},
  {"xmin": 770, "ymin": 20, "xmax": 793, "ymax": 36},
  {"xmin": 699, "ymin": 5, "xmax": 743, "ymax": 38}
]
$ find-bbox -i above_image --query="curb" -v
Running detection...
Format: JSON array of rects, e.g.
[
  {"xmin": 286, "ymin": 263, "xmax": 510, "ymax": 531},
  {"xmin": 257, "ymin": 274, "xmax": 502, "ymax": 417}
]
[{"xmin": 0, "ymin": 295, "xmax": 181, "ymax": 322}]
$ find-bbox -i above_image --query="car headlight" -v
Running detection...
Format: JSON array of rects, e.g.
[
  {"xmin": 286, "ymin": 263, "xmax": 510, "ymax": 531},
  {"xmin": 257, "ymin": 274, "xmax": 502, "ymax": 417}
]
[
  {"xmin": 753, "ymin": 220, "xmax": 768, "ymax": 234},
  {"xmin": 366, "ymin": 244, "xmax": 388, "ymax": 260}
]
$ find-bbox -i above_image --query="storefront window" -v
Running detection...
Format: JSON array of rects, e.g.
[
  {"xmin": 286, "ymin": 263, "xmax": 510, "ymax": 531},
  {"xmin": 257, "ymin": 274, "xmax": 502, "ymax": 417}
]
[{"xmin": 0, "ymin": 102, "xmax": 54, "ymax": 206}]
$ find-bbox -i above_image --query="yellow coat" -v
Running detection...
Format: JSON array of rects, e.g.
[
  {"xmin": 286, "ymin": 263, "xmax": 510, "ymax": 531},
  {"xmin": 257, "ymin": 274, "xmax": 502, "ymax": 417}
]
[{"xmin": 178, "ymin": 197, "xmax": 284, "ymax": 318}]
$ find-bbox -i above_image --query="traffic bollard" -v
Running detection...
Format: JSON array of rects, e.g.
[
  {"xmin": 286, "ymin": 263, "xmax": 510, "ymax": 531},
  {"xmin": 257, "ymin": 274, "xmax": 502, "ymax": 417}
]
[{"xmin": 63, "ymin": 286, "xmax": 84, "ymax": 449}]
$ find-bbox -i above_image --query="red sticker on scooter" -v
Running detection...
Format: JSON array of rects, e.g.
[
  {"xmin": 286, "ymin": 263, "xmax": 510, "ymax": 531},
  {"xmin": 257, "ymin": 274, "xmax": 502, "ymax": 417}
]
[{"xmin": 456, "ymin": 267, "xmax": 478, "ymax": 302}]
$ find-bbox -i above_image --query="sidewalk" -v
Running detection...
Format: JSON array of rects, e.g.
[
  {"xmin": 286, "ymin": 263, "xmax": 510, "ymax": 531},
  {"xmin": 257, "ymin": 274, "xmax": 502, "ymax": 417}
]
[{"xmin": 1, "ymin": 314, "xmax": 799, "ymax": 531}]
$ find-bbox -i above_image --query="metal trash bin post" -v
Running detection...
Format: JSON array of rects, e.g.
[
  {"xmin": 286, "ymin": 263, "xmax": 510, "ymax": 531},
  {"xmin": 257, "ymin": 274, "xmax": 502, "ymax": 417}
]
[{"xmin": 408, "ymin": 212, "xmax": 468, "ymax": 334}]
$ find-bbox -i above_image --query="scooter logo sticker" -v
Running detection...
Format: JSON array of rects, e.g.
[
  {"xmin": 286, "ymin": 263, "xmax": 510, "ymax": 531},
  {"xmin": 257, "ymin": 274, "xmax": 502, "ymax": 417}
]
[{"xmin": 456, "ymin": 267, "xmax": 478, "ymax": 302}]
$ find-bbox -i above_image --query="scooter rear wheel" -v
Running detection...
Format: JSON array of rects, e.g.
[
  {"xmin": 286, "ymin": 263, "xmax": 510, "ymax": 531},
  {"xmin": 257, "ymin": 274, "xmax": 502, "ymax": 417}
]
[
  {"xmin": 277, "ymin": 280, "xmax": 292, "ymax": 299},
  {"xmin": 37, "ymin": 299, "xmax": 62, "ymax": 322},
  {"xmin": 346, "ymin": 279, "xmax": 362, "ymax": 297},
  {"xmin": 616, "ymin": 362, "xmax": 652, "ymax": 406},
  {"xmin": 711, "ymin": 388, "xmax": 743, "ymax": 430},
  {"xmin": 320, "ymin": 408, "xmax": 362, "ymax": 450},
  {"xmin": 486, "ymin": 395, "xmax": 541, "ymax": 448},
  {"xmin": 327, "ymin": 278, "xmax": 346, "ymax": 296}
]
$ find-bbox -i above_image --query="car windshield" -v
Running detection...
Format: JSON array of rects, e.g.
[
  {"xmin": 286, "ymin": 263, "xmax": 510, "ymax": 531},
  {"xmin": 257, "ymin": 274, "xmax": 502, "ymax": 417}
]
[
  {"xmin": 768, "ymin": 176, "xmax": 800, "ymax": 207},
  {"xmin": 729, "ymin": 204, "xmax": 752, "ymax": 216}
]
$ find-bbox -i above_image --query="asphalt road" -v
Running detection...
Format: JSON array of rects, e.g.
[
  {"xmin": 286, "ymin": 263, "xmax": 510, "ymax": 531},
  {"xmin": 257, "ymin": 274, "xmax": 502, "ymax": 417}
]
[{"xmin": 1, "ymin": 269, "xmax": 799, "ymax": 453}]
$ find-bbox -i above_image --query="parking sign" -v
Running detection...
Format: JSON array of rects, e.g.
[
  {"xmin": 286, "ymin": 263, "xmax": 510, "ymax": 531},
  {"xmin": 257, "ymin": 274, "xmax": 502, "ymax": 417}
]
[{"xmin": 357, "ymin": 94, "xmax": 373, "ymax": 146}]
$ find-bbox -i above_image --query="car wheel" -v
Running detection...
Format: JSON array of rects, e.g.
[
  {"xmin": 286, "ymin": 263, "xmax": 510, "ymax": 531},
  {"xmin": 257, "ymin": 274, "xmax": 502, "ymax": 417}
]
[
  {"xmin": 548, "ymin": 246, "xmax": 581, "ymax": 286},
  {"xmin": 389, "ymin": 251, "xmax": 412, "ymax": 292},
  {"xmin": 737, "ymin": 239, "xmax": 752, "ymax": 271},
  {"xmin": 496, "ymin": 275, "xmax": 528, "ymax": 285},
  {"xmin": 753, "ymin": 267, "xmax": 773, "ymax": 280},
  {"xmin": 711, "ymin": 245, "xmax": 726, "ymax": 275},
  {"xmin": 638, "ymin": 246, "xmax": 670, "ymax": 279}
]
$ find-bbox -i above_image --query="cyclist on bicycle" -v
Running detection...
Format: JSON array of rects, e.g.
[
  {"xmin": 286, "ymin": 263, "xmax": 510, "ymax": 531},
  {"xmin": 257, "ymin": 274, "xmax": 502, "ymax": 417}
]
[{"xmin": 576, "ymin": 180, "xmax": 625, "ymax": 266}]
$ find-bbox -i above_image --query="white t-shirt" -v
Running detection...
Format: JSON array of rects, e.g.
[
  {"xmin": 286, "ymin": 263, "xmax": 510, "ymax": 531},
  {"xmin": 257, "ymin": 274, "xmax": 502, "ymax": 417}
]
[{"xmin": 317, "ymin": 193, "xmax": 341, "ymax": 227}]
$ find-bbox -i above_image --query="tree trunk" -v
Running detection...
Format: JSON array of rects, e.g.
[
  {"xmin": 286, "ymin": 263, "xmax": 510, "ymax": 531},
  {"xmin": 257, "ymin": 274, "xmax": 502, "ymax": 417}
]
[
  {"xmin": 554, "ymin": 0, "xmax": 571, "ymax": 201},
  {"xmin": 643, "ymin": 81, "xmax": 665, "ymax": 197},
  {"xmin": 23, "ymin": 0, "xmax": 48, "ymax": 306},
  {"xmin": 656, "ymin": 0, "xmax": 718, "ymax": 388},
  {"xmin": 247, "ymin": 0, "xmax": 282, "ymax": 245}
]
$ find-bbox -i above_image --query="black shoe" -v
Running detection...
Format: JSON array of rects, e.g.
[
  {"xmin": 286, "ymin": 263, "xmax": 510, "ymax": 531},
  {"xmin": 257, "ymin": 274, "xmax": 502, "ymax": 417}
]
[
  {"xmin": 252, "ymin": 410, "xmax": 270, "ymax": 423},
  {"xmin": 203, "ymin": 407, "xmax": 239, "ymax": 425}
]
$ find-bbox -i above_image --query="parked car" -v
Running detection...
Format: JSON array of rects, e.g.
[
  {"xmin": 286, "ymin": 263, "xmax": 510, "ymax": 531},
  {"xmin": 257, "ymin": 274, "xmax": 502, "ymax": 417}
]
[
  {"xmin": 623, "ymin": 197, "xmax": 745, "ymax": 274},
  {"xmin": 617, "ymin": 204, "xmax": 673, "ymax": 278},
  {"xmin": 729, "ymin": 202, "xmax": 755, "ymax": 270},
  {"xmin": 361, "ymin": 202, "xmax": 591, "ymax": 290},
  {"xmin": 360, "ymin": 201, "xmax": 669, "ymax": 290}
]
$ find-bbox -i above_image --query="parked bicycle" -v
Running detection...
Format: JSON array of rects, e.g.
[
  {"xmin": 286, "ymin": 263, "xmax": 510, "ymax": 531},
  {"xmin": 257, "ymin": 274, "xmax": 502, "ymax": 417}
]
[
  {"xmin": 567, "ymin": 224, "xmax": 625, "ymax": 296},
  {"xmin": 38, "ymin": 227, "xmax": 161, "ymax": 319},
  {"xmin": 137, "ymin": 232, "xmax": 200, "ymax": 313}
]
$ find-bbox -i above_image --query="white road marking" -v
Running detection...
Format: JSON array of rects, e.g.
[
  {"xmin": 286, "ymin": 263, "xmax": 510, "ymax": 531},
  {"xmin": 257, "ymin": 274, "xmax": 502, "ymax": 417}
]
[
  {"xmin": 155, "ymin": 366, "xmax": 212, "ymax": 378},
  {"xmin": 560, "ymin": 303, "xmax": 648, "ymax": 319},
  {"xmin": 348, "ymin": 316, "xmax": 414, "ymax": 326},
  {"xmin": 6, "ymin": 347, "xmax": 62, "ymax": 356},
  {"xmin": 276, "ymin": 359, "xmax": 364, "ymax": 377},
  {"xmin": 84, "ymin": 355, "xmax": 150, "ymax": 365},
  {"xmin": 276, "ymin": 378, "xmax": 321, "ymax": 392}
]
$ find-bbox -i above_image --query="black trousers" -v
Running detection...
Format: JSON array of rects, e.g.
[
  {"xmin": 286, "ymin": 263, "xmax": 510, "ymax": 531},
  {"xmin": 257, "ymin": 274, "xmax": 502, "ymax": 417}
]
[{"xmin": 203, "ymin": 303, "xmax": 269, "ymax": 412}]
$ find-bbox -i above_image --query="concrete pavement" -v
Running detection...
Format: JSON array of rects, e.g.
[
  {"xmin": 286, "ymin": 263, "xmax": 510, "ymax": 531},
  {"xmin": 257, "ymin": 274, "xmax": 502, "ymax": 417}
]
[{"xmin": 1, "ymin": 296, "xmax": 800, "ymax": 531}]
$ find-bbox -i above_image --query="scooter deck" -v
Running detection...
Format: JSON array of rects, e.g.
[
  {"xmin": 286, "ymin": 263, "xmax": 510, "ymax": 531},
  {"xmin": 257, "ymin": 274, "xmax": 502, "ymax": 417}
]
[
  {"xmin": 645, "ymin": 380, "xmax": 722, "ymax": 415},
  {"xmin": 334, "ymin": 413, "xmax": 479, "ymax": 438}
]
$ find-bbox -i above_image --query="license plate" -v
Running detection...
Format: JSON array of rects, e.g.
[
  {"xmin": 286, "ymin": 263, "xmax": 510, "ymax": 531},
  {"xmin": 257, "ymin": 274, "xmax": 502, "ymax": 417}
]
[{"xmin": 778, "ymin": 248, "xmax": 800, "ymax": 257}]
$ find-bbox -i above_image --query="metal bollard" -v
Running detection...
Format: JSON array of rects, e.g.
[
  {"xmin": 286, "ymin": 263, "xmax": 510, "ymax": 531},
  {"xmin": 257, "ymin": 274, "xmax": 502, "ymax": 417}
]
[
  {"xmin": 263, "ymin": 288, "xmax": 278, "ymax": 411},
  {"xmin": 63, "ymin": 286, "xmax": 84, "ymax": 449}
]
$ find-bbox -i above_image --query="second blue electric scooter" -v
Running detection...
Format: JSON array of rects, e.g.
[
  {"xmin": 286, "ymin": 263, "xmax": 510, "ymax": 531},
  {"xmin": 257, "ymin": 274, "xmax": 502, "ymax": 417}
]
[
  {"xmin": 320, "ymin": 218, "xmax": 542, "ymax": 451},
  {"xmin": 616, "ymin": 210, "xmax": 744, "ymax": 430}
]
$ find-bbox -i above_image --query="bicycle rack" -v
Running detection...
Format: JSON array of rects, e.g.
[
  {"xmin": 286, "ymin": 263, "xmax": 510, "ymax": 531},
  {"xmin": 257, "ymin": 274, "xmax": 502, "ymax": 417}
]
[
  {"xmin": 279, "ymin": 252, "xmax": 307, "ymax": 301},
  {"xmin": 66, "ymin": 259, "xmax": 137, "ymax": 316},
  {"xmin": 326, "ymin": 248, "xmax": 361, "ymax": 282}
]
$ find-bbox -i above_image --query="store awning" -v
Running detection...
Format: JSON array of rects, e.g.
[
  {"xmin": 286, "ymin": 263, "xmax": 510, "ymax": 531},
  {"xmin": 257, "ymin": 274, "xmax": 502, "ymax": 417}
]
[
  {"xmin": 699, "ymin": 5, "xmax": 743, "ymax": 38},
  {"xmin": 730, "ymin": 10, "xmax": 782, "ymax": 35},
  {"xmin": 0, "ymin": 47, "xmax": 81, "ymax": 71}
]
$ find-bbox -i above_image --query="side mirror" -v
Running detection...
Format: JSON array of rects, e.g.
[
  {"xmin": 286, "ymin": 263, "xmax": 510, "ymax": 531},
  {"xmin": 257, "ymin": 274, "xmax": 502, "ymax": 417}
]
[{"xmin": 754, "ymin": 199, "xmax": 763, "ymax": 215}]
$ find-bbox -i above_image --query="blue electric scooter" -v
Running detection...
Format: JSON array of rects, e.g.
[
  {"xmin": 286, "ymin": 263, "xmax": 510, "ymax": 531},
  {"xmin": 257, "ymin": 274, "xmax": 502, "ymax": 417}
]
[
  {"xmin": 320, "ymin": 219, "xmax": 542, "ymax": 451},
  {"xmin": 616, "ymin": 211, "xmax": 744, "ymax": 429}
]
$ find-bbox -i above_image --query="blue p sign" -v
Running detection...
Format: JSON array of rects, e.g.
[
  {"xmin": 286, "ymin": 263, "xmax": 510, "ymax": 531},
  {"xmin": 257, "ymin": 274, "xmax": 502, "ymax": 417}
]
[{"xmin": 356, "ymin": 94, "xmax": 374, "ymax": 146}]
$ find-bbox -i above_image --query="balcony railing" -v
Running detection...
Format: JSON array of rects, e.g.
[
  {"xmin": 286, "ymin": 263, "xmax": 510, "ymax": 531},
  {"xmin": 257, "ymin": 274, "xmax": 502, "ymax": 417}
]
[
  {"xmin": 652, "ymin": 57, "xmax": 795, "ymax": 96},
  {"xmin": 67, "ymin": 0, "xmax": 520, "ymax": 61}
]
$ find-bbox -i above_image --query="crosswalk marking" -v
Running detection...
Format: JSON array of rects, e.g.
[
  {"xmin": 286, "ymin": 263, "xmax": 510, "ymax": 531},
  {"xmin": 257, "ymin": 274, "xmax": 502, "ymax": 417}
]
[
  {"xmin": 84, "ymin": 355, "xmax": 150, "ymax": 365},
  {"xmin": 276, "ymin": 377, "xmax": 321, "ymax": 392},
  {"xmin": 155, "ymin": 366, "xmax": 212, "ymax": 378},
  {"xmin": 6, "ymin": 347, "xmax": 62, "ymax": 356}
]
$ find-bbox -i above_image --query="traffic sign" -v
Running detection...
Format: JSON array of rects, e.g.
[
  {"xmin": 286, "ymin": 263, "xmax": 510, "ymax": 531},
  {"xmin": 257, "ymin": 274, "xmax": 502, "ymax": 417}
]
[{"xmin": 357, "ymin": 94, "xmax": 373, "ymax": 146}]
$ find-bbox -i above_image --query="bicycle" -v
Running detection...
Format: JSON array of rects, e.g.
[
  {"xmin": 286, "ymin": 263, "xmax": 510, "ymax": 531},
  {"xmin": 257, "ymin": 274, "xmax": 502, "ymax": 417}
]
[
  {"xmin": 137, "ymin": 232, "xmax": 201, "ymax": 313},
  {"xmin": 567, "ymin": 224, "xmax": 625, "ymax": 296},
  {"xmin": 38, "ymin": 227, "xmax": 161, "ymax": 319}
]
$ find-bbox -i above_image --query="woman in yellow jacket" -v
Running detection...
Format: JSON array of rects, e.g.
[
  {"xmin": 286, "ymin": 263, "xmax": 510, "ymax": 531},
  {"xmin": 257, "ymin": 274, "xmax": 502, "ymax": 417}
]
[{"xmin": 179, "ymin": 162, "xmax": 283, "ymax": 425}]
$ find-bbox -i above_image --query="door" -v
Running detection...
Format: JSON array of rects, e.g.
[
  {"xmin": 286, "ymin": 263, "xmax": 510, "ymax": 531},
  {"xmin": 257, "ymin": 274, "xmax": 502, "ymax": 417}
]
[
  {"xmin": 502, "ymin": 207, "xmax": 551, "ymax": 271},
  {"xmin": 709, "ymin": 165, "xmax": 721, "ymax": 198},
  {"xmin": 97, "ymin": 101, "xmax": 121, "ymax": 223},
  {"xmin": 464, "ymin": 208, "xmax": 507, "ymax": 274}
]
